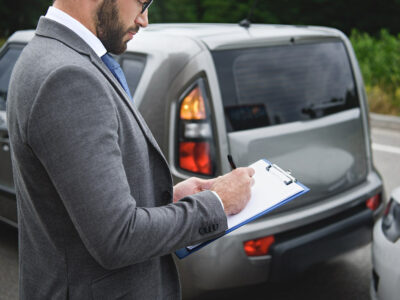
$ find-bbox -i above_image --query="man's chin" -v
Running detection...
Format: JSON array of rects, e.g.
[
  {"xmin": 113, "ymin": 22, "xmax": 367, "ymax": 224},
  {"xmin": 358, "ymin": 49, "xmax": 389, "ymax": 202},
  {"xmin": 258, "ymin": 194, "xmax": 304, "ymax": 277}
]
[
  {"xmin": 120, "ymin": 42, "xmax": 128, "ymax": 53},
  {"xmin": 107, "ymin": 43, "xmax": 127, "ymax": 55},
  {"xmin": 119, "ymin": 41, "xmax": 129, "ymax": 53}
]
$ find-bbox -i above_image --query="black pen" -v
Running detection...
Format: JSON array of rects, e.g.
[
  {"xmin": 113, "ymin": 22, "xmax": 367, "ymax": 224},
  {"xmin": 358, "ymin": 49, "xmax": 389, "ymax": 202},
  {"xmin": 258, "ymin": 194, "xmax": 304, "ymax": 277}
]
[{"xmin": 227, "ymin": 154, "xmax": 237, "ymax": 170}]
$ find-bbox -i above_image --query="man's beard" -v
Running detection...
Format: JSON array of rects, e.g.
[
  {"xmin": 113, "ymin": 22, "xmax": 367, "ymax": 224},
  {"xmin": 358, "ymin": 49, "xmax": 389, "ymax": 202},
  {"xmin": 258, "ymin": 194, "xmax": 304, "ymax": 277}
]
[{"xmin": 95, "ymin": 0, "xmax": 137, "ymax": 55}]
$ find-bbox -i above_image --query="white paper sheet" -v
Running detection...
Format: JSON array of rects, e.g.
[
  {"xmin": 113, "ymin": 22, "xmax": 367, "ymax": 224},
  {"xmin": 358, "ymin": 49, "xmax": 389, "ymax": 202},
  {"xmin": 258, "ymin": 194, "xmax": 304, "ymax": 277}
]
[
  {"xmin": 186, "ymin": 159, "xmax": 305, "ymax": 251},
  {"xmin": 227, "ymin": 160, "xmax": 304, "ymax": 229}
]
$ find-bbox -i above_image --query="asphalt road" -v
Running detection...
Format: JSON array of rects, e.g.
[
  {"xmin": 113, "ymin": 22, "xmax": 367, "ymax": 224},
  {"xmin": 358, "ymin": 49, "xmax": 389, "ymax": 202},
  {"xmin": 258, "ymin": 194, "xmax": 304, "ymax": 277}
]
[
  {"xmin": 371, "ymin": 127, "xmax": 400, "ymax": 196},
  {"xmin": 0, "ymin": 122, "xmax": 399, "ymax": 300}
]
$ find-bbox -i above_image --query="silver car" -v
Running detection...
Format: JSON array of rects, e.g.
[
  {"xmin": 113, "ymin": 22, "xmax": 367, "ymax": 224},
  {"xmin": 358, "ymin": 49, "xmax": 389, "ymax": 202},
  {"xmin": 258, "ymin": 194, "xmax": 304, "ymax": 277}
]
[{"xmin": 0, "ymin": 23, "xmax": 384, "ymax": 298}]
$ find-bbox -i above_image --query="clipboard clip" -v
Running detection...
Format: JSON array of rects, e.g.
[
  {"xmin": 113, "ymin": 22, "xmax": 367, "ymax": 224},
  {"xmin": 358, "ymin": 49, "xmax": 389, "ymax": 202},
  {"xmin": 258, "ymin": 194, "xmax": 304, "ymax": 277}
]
[{"xmin": 266, "ymin": 163, "xmax": 297, "ymax": 185}]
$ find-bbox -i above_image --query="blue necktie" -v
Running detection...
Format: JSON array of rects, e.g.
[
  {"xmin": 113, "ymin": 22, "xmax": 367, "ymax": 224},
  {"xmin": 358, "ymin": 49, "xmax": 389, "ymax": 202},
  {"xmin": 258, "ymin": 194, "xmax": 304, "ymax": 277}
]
[{"xmin": 101, "ymin": 53, "xmax": 133, "ymax": 100}]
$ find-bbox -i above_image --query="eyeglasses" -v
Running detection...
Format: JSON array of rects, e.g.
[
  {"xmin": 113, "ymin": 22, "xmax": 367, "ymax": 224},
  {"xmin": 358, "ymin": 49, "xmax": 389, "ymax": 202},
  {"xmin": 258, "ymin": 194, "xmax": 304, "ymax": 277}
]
[{"xmin": 139, "ymin": 0, "xmax": 153, "ymax": 14}]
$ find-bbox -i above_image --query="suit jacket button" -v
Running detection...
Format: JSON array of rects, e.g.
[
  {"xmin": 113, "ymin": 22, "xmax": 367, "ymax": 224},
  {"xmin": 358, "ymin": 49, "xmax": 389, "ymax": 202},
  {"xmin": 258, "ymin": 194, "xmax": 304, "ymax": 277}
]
[{"xmin": 199, "ymin": 228, "xmax": 206, "ymax": 235}]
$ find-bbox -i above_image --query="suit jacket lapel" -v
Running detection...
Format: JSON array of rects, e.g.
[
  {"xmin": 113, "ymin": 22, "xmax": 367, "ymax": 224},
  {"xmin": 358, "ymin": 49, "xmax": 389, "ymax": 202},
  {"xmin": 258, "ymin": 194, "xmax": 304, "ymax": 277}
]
[
  {"xmin": 90, "ymin": 54, "xmax": 166, "ymax": 157},
  {"xmin": 35, "ymin": 17, "xmax": 167, "ymax": 160}
]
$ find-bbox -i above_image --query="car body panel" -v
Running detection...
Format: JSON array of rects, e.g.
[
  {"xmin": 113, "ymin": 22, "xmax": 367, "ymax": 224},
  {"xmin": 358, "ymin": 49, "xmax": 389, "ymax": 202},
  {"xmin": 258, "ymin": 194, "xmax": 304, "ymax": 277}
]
[
  {"xmin": 228, "ymin": 108, "xmax": 368, "ymax": 214},
  {"xmin": 164, "ymin": 49, "xmax": 231, "ymax": 179},
  {"xmin": 371, "ymin": 187, "xmax": 400, "ymax": 300},
  {"xmin": 372, "ymin": 219, "xmax": 400, "ymax": 300},
  {"xmin": 145, "ymin": 23, "xmax": 343, "ymax": 51},
  {"xmin": 0, "ymin": 111, "xmax": 16, "ymax": 226},
  {"xmin": 0, "ymin": 43, "xmax": 21, "ymax": 226},
  {"xmin": 0, "ymin": 111, "xmax": 13, "ymax": 191}
]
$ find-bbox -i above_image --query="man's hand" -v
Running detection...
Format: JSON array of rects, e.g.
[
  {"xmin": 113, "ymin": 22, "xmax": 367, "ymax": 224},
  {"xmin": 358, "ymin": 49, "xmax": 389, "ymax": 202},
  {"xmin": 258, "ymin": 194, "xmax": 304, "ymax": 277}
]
[
  {"xmin": 210, "ymin": 168, "xmax": 255, "ymax": 216},
  {"xmin": 173, "ymin": 177, "xmax": 217, "ymax": 203}
]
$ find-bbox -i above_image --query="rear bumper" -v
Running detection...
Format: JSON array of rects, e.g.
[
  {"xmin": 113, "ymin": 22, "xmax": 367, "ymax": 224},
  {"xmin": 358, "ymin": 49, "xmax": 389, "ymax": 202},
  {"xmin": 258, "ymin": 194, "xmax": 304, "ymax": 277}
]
[
  {"xmin": 269, "ymin": 209, "xmax": 373, "ymax": 281},
  {"xmin": 179, "ymin": 206, "xmax": 375, "ymax": 298},
  {"xmin": 177, "ymin": 172, "xmax": 383, "ymax": 298}
]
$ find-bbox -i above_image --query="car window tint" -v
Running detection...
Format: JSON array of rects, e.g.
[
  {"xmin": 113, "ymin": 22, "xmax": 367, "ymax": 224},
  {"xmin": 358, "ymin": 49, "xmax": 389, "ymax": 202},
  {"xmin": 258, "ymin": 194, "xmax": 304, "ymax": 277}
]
[
  {"xmin": 0, "ymin": 47, "xmax": 22, "ymax": 111},
  {"xmin": 121, "ymin": 55, "xmax": 146, "ymax": 97},
  {"xmin": 212, "ymin": 41, "xmax": 360, "ymax": 132}
]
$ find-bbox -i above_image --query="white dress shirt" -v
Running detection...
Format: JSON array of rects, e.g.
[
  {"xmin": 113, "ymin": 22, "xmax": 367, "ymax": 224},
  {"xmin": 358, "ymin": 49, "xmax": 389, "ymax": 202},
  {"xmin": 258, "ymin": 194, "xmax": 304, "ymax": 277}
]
[{"xmin": 45, "ymin": 6, "xmax": 107, "ymax": 57}]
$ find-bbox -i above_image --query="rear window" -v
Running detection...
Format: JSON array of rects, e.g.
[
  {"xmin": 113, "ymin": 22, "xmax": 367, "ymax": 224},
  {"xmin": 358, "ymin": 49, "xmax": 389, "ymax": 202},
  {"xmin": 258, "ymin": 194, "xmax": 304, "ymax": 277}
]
[
  {"xmin": 0, "ymin": 46, "xmax": 22, "ymax": 111},
  {"xmin": 212, "ymin": 41, "xmax": 359, "ymax": 132}
]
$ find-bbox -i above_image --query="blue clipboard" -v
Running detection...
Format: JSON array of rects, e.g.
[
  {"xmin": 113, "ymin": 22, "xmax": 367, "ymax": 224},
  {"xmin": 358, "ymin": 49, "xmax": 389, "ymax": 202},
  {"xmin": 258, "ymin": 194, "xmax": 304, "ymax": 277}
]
[{"xmin": 175, "ymin": 159, "xmax": 310, "ymax": 259}]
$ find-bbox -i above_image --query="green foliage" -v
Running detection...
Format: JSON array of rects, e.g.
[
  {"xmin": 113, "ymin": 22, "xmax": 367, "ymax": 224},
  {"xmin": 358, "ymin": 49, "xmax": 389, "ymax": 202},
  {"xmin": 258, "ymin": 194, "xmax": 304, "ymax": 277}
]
[
  {"xmin": 1, "ymin": 0, "xmax": 399, "ymax": 115},
  {"xmin": 351, "ymin": 29, "xmax": 400, "ymax": 91},
  {"xmin": 149, "ymin": 0, "xmax": 400, "ymax": 36},
  {"xmin": 149, "ymin": 0, "xmax": 282, "ymax": 24},
  {"xmin": 149, "ymin": 0, "xmax": 256, "ymax": 24},
  {"xmin": 350, "ymin": 29, "xmax": 400, "ymax": 115},
  {"xmin": 3, "ymin": 0, "xmax": 400, "ymax": 37},
  {"xmin": 0, "ymin": 0, "xmax": 51, "ymax": 38},
  {"xmin": 365, "ymin": 85, "xmax": 400, "ymax": 116}
]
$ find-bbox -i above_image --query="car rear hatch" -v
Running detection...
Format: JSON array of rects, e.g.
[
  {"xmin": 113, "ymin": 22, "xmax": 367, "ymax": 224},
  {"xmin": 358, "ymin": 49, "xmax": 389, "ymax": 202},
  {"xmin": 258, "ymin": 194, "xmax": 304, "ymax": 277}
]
[{"xmin": 211, "ymin": 38, "xmax": 368, "ymax": 213}]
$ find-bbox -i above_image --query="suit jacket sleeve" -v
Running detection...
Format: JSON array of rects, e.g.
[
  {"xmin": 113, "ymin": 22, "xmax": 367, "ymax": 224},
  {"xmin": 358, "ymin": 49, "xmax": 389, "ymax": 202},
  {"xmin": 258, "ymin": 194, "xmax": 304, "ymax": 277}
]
[{"xmin": 27, "ymin": 64, "xmax": 228, "ymax": 270}]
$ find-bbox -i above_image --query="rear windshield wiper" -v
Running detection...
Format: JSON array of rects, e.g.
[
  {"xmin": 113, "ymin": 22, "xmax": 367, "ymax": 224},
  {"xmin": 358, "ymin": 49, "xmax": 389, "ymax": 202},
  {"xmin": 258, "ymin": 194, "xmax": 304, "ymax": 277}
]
[{"xmin": 302, "ymin": 98, "xmax": 345, "ymax": 118}]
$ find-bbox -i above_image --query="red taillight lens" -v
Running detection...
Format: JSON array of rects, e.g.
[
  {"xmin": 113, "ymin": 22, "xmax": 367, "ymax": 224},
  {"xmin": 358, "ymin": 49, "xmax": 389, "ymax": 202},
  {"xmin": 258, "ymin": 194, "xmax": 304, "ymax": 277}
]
[
  {"xmin": 243, "ymin": 235, "xmax": 275, "ymax": 257},
  {"xmin": 366, "ymin": 194, "xmax": 381, "ymax": 211},
  {"xmin": 179, "ymin": 142, "xmax": 212, "ymax": 175},
  {"xmin": 177, "ymin": 80, "xmax": 215, "ymax": 176}
]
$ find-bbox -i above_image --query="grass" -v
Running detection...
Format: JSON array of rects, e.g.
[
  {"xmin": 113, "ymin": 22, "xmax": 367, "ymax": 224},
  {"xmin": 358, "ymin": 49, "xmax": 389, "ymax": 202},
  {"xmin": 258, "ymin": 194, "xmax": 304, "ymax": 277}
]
[
  {"xmin": 366, "ymin": 85, "xmax": 400, "ymax": 116},
  {"xmin": 350, "ymin": 29, "xmax": 400, "ymax": 116}
]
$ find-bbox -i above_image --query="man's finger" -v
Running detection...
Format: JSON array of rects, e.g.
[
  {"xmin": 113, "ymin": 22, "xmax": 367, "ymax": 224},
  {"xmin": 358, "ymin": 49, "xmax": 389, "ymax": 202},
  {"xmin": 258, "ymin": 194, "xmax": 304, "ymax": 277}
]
[{"xmin": 247, "ymin": 167, "xmax": 255, "ymax": 177}]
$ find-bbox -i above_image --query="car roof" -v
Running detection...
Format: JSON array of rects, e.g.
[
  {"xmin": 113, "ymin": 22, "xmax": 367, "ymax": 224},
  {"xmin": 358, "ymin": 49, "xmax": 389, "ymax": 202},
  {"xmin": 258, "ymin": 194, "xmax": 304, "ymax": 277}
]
[
  {"xmin": 141, "ymin": 23, "xmax": 343, "ymax": 50},
  {"xmin": 7, "ymin": 23, "xmax": 343, "ymax": 53},
  {"xmin": 6, "ymin": 30, "xmax": 35, "ymax": 44}
]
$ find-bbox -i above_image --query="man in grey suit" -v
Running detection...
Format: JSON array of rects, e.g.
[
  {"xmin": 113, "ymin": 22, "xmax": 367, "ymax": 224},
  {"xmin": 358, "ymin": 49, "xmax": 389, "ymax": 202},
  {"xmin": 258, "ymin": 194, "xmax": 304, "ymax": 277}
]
[{"xmin": 7, "ymin": 0, "xmax": 255, "ymax": 299}]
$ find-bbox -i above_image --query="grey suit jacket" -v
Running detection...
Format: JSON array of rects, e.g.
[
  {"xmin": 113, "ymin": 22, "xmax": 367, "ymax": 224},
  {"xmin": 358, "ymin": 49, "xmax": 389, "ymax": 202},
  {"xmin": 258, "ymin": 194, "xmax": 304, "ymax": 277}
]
[{"xmin": 7, "ymin": 17, "xmax": 227, "ymax": 300}]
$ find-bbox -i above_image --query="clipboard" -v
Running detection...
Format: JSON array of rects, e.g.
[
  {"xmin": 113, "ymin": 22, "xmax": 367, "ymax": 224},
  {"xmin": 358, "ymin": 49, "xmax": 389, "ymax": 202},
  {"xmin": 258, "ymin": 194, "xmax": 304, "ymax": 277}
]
[{"xmin": 175, "ymin": 159, "xmax": 310, "ymax": 259}]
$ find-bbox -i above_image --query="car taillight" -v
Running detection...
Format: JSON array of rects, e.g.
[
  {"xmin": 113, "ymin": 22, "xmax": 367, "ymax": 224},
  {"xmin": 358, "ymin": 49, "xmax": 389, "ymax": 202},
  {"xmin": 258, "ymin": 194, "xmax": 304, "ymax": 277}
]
[
  {"xmin": 179, "ymin": 142, "xmax": 212, "ymax": 175},
  {"xmin": 180, "ymin": 86, "xmax": 206, "ymax": 120},
  {"xmin": 243, "ymin": 235, "xmax": 275, "ymax": 257},
  {"xmin": 177, "ymin": 80, "xmax": 215, "ymax": 176},
  {"xmin": 366, "ymin": 193, "xmax": 381, "ymax": 211}
]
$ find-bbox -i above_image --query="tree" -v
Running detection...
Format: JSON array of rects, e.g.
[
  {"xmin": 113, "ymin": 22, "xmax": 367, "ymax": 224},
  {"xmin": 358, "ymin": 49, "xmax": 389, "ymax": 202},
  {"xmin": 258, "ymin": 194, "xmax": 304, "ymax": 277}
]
[
  {"xmin": 149, "ymin": 0, "xmax": 400, "ymax": 36},
  {"xmin": 0, "ymin": 0, "xmax": 50, "ymax": 37},
  {"xmin": 3, "ymin": 0, "xmax": 400, "ymax": 38}
]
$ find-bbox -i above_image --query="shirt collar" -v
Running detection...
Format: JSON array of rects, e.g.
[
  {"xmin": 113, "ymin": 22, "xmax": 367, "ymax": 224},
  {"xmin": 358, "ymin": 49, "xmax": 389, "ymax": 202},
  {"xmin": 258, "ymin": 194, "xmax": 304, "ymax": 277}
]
[{"xmin": 45, "ymin": 6, "xmax": 107, "ymax": 57}]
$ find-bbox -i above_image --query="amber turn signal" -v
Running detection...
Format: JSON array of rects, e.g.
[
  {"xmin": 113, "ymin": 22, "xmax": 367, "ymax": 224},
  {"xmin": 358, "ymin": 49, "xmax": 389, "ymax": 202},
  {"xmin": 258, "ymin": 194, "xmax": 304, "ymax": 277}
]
[{"xmin": 180, "ymin": 86, "xmax": 207, "ymax": 120}]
